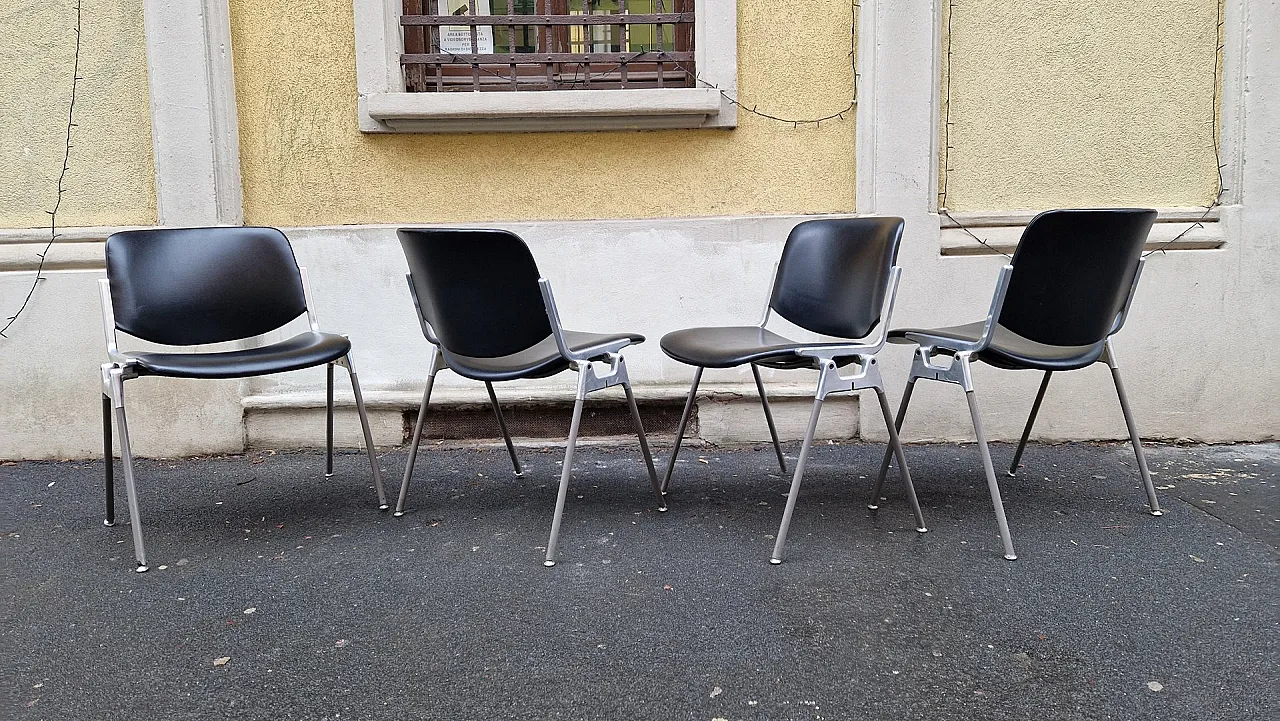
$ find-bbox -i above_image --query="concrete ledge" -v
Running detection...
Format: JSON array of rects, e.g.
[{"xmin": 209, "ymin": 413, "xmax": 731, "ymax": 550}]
[
  {"xmin": 0, "ymin": 225, "xmax": 168, "ymax": 271},
  {"xmin": 0, "ymin": 241, "xmax": 106, "ymax": 272},
  {"xmin": 364, "ymin": 88, "xmax": 725, "ymax": 133},
  {"xmin": 939, "ymin": 206, "xmax": 1227, "ymax": 256}
]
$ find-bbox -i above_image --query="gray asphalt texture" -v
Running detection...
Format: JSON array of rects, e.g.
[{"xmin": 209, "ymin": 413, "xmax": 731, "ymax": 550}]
[{"xmin": 3, "ymin": 440, "xmax": 1277, "ymax": 721}]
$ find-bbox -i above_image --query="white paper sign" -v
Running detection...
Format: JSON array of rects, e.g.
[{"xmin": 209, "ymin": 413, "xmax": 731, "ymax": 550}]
[{"xmin": 438, "ymin": 0, "xmax": 494, "ymax": 55}]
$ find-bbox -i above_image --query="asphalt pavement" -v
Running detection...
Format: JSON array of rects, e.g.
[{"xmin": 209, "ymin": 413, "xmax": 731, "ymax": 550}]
[{"xmin": 2, "ymin": 440, "xmax": 1276, "ymax": 720}]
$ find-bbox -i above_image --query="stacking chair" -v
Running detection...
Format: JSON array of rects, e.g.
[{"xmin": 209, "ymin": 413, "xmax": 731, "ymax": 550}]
[
  {"xmin": 870, "ymin": 208, "xmax": 1163, "ymax": 560},
  {"xmin": 99, "ymin": 227, "xmax": 387, "ymax": 572},
  {"xmin": 394, "ymin": 228, "xmax": 666, "ymax": 567},
  {"xmin": 660, "ymin": 217, "xmax": 927, "ymax": 564}
]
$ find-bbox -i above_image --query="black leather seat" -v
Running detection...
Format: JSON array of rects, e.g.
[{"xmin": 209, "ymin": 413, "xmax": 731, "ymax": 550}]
[
  {"xmin": 661, "ymin": 326, "xmax": 816, "ymax": 368},
  {"xmin": 444, "ymin": 330, "xmax": 644, "ymax": 381},
  {"xmin": 660, "ymin": 326, "xmax": 867, "ymax": 370},
  {"xmin": 394, "ymin": 227, "xmax": 665, "ymax": 567},
  {"xmin": 890, "ymin": 322, "xmax": 1106, "ymax": 371},
  {"xmin": 132, "ymin": 332, "xmax": 352, "ymax": 379},
  {"xmin": 99, "ymin": 226, "xmax": 388, "ymax": 572}
]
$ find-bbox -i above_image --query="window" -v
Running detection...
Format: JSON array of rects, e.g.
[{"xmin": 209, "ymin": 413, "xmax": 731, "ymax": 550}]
[{"xmin": 353, "ymin": 0, "xmax": 736, "ymax": 133}]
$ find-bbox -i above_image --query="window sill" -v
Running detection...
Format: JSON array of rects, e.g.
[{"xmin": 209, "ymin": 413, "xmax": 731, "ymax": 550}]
[{"xmin": 361, "ymin": 87, "xmax": 730, "ymax": 133}]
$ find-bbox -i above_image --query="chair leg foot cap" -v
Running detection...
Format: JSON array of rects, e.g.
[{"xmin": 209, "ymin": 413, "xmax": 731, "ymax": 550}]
[
  {"xmin": 324, "ymin": 472, "xmax": 335, "ymax": 478},
  {"xmin": 1005, "ymin": 471, "xmax": 1017, "ymax": 478},
  {"xmin": 104, "ymin": 519, "xmax": 114, "ymax": 527},
  {"xmin": 916, "ymin": 527, "xmax": 928, "ymax": 534},
  {"xmin": 378, "ymin": 504, "xmax": 390, "ymax": 511},
  {"xmin": 135, "ymin": 565, "xmax": 149, "ymax": 573},
  {"xmin": 543, "ymin": 560, "xmax": 556, "ymax": 567},
  {"xmin": 1149, "ymin": 509, "xmax": 1163, "ymax": 517},
  {"xmin": 1003, "ymin": 554, "xmax": 1018, "ymax": 561},
  {"xmin": 392, "ymin": 510, "xmax": 405, "ymax": 518},
  {"xmin": 657, "ymin": 505, "xmax": 668, "ymax": 512},
  {"xmin": 769, "ymin": 558, "xmax": 782, "ymax": 565},
  {"xmin": 867, "ymin": 504, "xmax": 879, "ymax": 510},
  {"xmin": 514, "ymin": 471, "xmax": 524, "ymax": 478}
]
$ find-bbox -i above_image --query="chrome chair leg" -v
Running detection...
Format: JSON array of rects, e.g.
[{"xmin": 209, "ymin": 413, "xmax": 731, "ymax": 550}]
[
  {"xmin": 964, "ymin": 385, "xmax": 1017, "ymax": 560},
  {"xmin": 874, "ymin": 387, "xmax": 927, "ymax": 532},
  {"xmin": 394, "ymin": 369, "xmax": 437, "ymax": 517},
  {"xmin": 545, "ymin": 388, "xmax": 588, "ymax": 567},
  {"xmin": 485, "ymin": 381, "xmax": 523, "ymax": 477},
  {"xmin": 751, "ymin": 364, "xmax": 787, "ymax": 473},
  {"xmin": 1008, "ymin": 370, "xmax": 1052, "ymax": 477},
  {"xmin": 339, "ymin": 355, "xmax": 388, "ymax": 510},
  {"xmin": 661, "ymin": 366, "xmax": 702, "ymax": 494},
  {"xmin": 102, "ymin": 393, "xmax": 115, "ymax": 527},
  {"xmin": 769, "ymin": 390, "xmax": 825, "ymax": 565},
  {"xmin": 108, "ymin": 367, "xmax": 148, "ymax": 572},
  {"xmin": 623, "ymin": 378, "xmax": 666, "ymax": 510},
  {"xmin": 1103, "ymin": 348, "xmax": 1162, "ymax": 515},
  {"xmin": 325, "ymin": 362, "xmax": 335, "ymax": 477},
  {"xmin": 870, "ymin": 379, "xmax": 916, "ymax": 508}
]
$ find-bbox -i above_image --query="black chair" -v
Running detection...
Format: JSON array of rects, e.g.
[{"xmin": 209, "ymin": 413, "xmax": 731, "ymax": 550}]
[
  {"xmin": 660, "ymin": 217, "xmax": 927, "ymax": 564},
  {"xmin": 99, "ymin": 227, "xmax": 387, "ymax": 572},
  {"xmin": 870, "ymin": 208, "xmax": 1163, "ymax": 560},
  {"xmin": 394, "ymin": 228, "xmax": 666, "ymax": 567}
]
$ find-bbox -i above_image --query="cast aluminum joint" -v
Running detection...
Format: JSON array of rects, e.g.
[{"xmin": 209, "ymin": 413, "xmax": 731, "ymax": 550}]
[
  {"xmin": 572, "ymin": 353, "xmax": 630, "ymax": 399},
  {"xmin": 809, "ymin": 355, "xmax": 887, "ymax": 401}
]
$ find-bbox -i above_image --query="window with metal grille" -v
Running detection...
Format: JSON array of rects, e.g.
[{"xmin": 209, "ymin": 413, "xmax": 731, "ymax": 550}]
[{"xmin": 400, "ymin": 0, "xmax": 696, "ymax": 92}]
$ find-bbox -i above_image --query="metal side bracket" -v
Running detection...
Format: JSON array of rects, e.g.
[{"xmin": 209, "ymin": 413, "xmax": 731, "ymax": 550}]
[
  {"xmin": 574, "ymin": 353, "xmax": 628, "ymax": 398},
  {"xmin": 907, "ymin": 348, "xmax": 975, "ymax": 391},
  {"xmin": 813, "ymin": 355, "xmax": 886, "ymax": 400}
]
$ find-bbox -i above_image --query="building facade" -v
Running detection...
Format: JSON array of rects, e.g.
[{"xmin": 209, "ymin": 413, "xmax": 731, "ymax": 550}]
[{"xmin": 1, "ymin": 0, "xmax": 1276, "ymax": 460}]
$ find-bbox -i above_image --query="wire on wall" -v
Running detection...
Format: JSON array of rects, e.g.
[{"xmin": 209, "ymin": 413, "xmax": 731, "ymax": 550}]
[
  {"xmin": 938, "ymin": 0, "xmax": 1226, "ymax": 260},
  {"xmin": 688, "ymin": 1, "xmax": 859, "ymax": 127},
  {"xmin": 937, "ymin": 0, "xmax": 1012, "ymax": 259},
  {"xmin": 1, "ymin": 0, "xmax": 82, "ymax": 339},
  {"xmin": 1142, "ymin": 0, "xmax": 1225, "ymax": 258}
]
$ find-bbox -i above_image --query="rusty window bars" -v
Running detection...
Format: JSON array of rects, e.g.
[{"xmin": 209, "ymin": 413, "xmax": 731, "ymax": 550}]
[{"xmin": 400, "ymin": 0, "xmax": 695, "ymax": 92}]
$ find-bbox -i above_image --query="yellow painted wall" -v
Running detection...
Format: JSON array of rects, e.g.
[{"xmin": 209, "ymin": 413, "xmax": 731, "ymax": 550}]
[
  {"xmin": 940, "ymin": 0, "xmax": 1220, "ymax": 211},
  {"xmin": 228, "ymin": 0, "xmax": 857, "ymax": 225},
  {"xmin": 0, "ymin": 0, "xmax": 156, "ymax": 228}
]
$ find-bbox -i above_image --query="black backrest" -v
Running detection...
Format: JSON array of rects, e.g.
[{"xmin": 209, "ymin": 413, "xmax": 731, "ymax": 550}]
[
  {"xmin": 105, "ymin": 227, "xmax": 308, "ymax": 346},
  {"xmin": 397, "ymin": 228, "xmax": 553, "ymax": 358},
  {"xmin": 999, "ymin": 208, "xmax": 1157, "ymax": 347},
  {"xmin": 768, "ymin": 217, "xmax": 904, "ymax": 339}
]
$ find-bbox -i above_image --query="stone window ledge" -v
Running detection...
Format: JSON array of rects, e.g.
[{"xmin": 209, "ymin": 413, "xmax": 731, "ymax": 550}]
[{"xmin": 363, "ymin": 87, "xmax": 725, "ymax": 133}]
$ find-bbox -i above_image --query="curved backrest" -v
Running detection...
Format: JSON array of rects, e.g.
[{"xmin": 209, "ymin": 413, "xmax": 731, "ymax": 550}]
[
  {"xmin": 999, "ymin": 208, "xmax": 1157, "ymax": 346},
  {"xmin": 768, "ymin": 217, "xmax": 904, "ymax": 339},
  {"xmin": 398, "ymin": 228, "xmax": 552, "ymax": 358},
  {"xmin": 105, "ymin": 227, "xmax": 308, "ymax": 346}
]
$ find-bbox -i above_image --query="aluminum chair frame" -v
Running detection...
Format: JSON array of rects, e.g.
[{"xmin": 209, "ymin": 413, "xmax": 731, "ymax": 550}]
[
  {"xmin": 98, "ymin": 268, "xmax": 387, "ymax": 573},
  {"xmin": 665, "ymin": 265, "xmax": 928, "ymax": 564},
  {"xmin": 868, "ymin": 259, "xmax": 1161, "ymax": 561},
  {"xmin": 393, "ymin": 274, "xmax": 665, "ymax": 567}
]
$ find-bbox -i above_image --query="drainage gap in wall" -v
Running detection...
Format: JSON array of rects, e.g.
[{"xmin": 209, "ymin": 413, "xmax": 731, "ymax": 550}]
[{"xmin": 403, "ymin": 400, "xmax": 692, "ymax": 443}]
